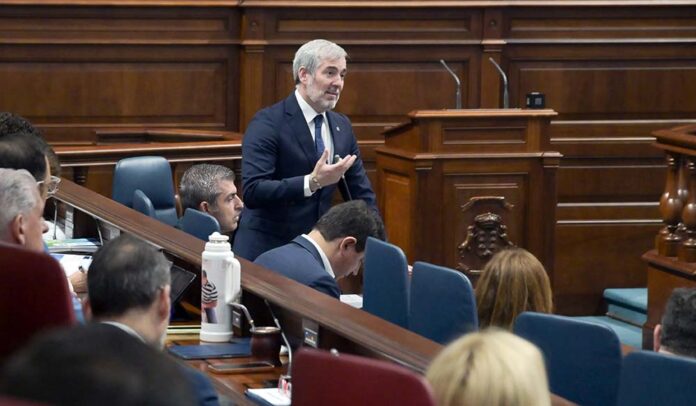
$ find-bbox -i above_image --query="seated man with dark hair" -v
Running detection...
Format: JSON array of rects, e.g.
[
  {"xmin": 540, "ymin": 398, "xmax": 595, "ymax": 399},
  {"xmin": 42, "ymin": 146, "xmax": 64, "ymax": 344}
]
[
  {"xmin": 85, "ymin": 234, "xmax": 219, "ymax": 406},
  {"xmin": 179, "ymin": 164, "xmax": 244, "ymax": 234},
  {"xmin": 654, "ymin": 287, "xmax": 696, "ymax": 358},
  {"xmin": 0, "ymin": 324, "xmax": 196, "ymax": 406},
  {"xmin": 0, "ymin": 132, "xmax": 51, "ymax": 190},
  {"xmin": 0, "ymin": 111, "xmax": 61, "ymax": 178},
  {"xmin": 254, "ymin": 200, "xmax": 385, "ymax": 298}
]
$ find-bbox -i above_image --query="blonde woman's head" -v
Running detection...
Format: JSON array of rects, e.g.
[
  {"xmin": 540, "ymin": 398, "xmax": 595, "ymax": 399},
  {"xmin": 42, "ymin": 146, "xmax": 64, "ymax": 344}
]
[
  {"xmin": 426, "ymin": 329, "xmax": 551, "ymax": 406},
  {"xmin": 475, "ymin": 247, "xmax": 553, "ymax": 330}
]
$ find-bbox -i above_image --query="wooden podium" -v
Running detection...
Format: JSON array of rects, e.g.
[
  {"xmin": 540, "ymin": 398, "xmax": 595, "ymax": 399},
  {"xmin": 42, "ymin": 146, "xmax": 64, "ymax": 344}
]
[{"xmin": 376, "ymin": 109, "xmax": 560, "ymax": 284}]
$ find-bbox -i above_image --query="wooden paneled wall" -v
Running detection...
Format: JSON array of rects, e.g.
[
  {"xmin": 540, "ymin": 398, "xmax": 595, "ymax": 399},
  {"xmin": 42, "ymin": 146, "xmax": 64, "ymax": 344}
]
[
  {"xmin": 0, "ymin": 5, "xmax": 240, "ymax": 142},
  {"xmin": 3, "ymin": 1, "xmax": 695, "ymax": 314}
]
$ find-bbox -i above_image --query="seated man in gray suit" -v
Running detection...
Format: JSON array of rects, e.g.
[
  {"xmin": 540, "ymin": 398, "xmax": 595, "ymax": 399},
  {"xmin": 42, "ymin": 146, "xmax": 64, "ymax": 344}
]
[{"xmin": 254, "ymin": 200, "xmax": 385, "ymax": 298}]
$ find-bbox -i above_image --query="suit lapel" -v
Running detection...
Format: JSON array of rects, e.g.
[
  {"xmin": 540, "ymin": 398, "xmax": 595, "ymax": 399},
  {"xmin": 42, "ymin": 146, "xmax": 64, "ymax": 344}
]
[
  {"xmin": 284, "ymin": 93, "xmax": 316, "ymax": 169},
  {"xmin": 326, "ymin": 111, "xmax": 348, "ymax": 158}
]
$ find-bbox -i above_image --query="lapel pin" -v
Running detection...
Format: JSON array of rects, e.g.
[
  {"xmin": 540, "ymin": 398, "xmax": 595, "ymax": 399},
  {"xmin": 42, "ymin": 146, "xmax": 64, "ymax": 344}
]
[{"xmin": 336, "ymin": 126, "xmax": 340, "ymax": 132}]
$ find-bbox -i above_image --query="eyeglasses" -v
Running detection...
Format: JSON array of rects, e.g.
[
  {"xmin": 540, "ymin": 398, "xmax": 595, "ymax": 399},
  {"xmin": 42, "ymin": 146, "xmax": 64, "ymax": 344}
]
[{"xmin": 37, "ymin": 176, "xmax": 61, "ymax": 197}]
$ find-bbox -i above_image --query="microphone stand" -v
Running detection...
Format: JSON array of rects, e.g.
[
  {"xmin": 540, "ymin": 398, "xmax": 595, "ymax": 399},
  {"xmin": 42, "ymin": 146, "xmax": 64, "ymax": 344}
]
[
  {"xmin": 439, "ymin": 59, "xmax": 462, "ymax": 109},
  {"xmin": 488, "ymin": 57, "xmax": 509, "ymax": 108},
  {"xmin": 334, "ymin": 155, "xmax": 353, "ymax": 201},
  {"xmin": 264, "ymin": 300, "xmax": 293, "ymax": 376}
]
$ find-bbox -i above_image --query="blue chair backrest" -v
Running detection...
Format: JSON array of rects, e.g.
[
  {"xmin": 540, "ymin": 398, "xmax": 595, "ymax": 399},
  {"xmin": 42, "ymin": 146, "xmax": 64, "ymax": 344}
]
[
  {"xmin": 617, "ymin": 350, "xmax": 696, "ymax": 406},
  {"xmin": 112, "ymin": 156, "xmax": 178, "ymax": 226},
  {"xmin": 362, "ymin": 237, "xmax": 409, "ymax": 328},
  {"xmin": 513, "ymin": 312, "xmax": 622, "ymax": 406},
  {"xmin": 132, "ymin": 189, "xmax": 156, "ymax": 219},
  {"xmin": 408, "ymin": 261, "xmax": 477, "ymax": 344},
  {"xmin": 181, "ymin": 208, "xmax": 221, "ymax": 241}
]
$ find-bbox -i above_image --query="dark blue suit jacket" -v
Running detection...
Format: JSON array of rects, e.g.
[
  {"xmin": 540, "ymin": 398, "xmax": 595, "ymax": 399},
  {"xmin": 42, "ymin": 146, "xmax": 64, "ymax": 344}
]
[
  {"xmin": 233, "ymin": 93, "xmax": 377, "ymax": 261},
  {"xmin": 254, "ymin": 236, "xmax": 341, "ymax": 299},
  {"xmin": 180, "ymin": 366, "xmax": 220, "ymax": 406},
  {"xmin": 99, "ymin": 322, "xmax": 219, "ymax": 406}
]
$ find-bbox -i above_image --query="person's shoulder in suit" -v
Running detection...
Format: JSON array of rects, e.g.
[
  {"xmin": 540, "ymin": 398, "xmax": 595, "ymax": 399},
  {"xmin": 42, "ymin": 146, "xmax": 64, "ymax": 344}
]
[
  {"xmin": 255, "ymin": 242, "xmax": 340, "ymax": 299},
  {"xmin": 246, "ymin": 93, "xmax": 295, "ymax": 133}
]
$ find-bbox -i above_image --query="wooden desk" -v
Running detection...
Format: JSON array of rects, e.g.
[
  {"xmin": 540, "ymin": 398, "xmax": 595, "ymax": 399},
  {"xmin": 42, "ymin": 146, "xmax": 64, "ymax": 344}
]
[
  {"xmin": 53, "ymin": 179, "xmax": 440, "ymax": 402},
  {"xmin": 168, "ymin": 335, "xmax": 285, "ymax": 406},
  {"xmin": 55, "ymin": 179, "xmax": 577, "ymax": 405}
]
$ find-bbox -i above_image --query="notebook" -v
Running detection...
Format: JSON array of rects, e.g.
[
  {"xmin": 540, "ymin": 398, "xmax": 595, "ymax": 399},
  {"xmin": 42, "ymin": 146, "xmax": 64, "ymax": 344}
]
[{"xmin": 168, "ymin": 338, "xmax": 251, "ymax": 360}]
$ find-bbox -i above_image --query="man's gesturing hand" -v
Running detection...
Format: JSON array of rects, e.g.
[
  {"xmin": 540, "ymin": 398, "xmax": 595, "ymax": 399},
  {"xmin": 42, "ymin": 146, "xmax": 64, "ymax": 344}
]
[{"xmin": 310, "ymin": 149, "xmax": 356, "ymax": 190}]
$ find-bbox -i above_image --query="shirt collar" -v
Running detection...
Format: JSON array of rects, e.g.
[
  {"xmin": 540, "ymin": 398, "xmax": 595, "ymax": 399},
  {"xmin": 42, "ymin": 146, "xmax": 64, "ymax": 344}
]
[
  {"xmin": 295, "ymin": 89, "xmax": 326, "ymax": 126},
  {"xmin": 102, "ymin": 321, "xmax": 146, "ymax": 343},
  {"xmin": 301, "ymin": 234, "xmax": 335, "ymax": 279}
]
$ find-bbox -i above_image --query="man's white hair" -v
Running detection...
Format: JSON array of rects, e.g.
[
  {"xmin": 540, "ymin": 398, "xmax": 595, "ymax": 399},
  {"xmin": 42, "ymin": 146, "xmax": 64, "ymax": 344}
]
[
  {"xmin": 293, "ymin": 39, "xmax": 347, "ymax": 85},
  {"xmin": 0, "ymin": 168, "xmax": 39, "ymax": 237}
]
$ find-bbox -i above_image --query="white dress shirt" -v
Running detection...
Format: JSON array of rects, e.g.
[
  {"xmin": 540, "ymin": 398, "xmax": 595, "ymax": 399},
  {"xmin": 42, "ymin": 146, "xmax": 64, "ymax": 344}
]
[
  {"xmin": 300, "ymin": 234, "xmax": 335, "ymax": 279},
  {"xmin": 295, "ymin": 89, "xmax": 335, "ymax": 197}
]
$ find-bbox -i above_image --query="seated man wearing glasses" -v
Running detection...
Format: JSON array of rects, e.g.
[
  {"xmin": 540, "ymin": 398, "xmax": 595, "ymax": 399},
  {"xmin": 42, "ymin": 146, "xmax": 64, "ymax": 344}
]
[
  {"xmin": 0, "ymin": 111, "xmax": 62, "ymax": 185},
  {"xmin": 0, "ymin": 134, "xmax": 83, "ymax": 320},
  {"xmin": 0, "ymin": 133, "xmax": 54, "ymax": 195}
]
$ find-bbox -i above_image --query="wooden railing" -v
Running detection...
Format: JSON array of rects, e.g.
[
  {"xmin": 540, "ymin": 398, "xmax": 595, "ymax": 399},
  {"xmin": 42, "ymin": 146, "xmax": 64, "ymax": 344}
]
[{"xmin": 643, "ymin": 124, "xmax": 696, "ymax": 348}]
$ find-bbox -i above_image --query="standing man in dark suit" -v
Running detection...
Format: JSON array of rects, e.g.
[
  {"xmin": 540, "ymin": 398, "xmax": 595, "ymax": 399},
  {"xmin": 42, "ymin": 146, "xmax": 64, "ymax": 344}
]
[
  {"xmin": 233, "ymin": 39, "xmax": 378, "ymax": 260},
  {"xmin": 254, "ymin": 201, "xmax": 385, "ymax": 298}
]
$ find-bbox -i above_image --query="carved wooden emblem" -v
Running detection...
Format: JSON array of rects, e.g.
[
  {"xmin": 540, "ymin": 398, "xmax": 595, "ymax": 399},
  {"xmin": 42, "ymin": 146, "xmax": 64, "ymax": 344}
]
[{"xmin": 457, "ymin": 212, "xmax": 515, "ymax": 274}]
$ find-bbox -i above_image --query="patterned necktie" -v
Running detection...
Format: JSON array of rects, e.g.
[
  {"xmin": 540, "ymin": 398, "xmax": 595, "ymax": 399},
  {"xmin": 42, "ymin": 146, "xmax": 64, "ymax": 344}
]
[{"xmin": 314, "ymin": 115, "xmax": 325, "ymax": 161}]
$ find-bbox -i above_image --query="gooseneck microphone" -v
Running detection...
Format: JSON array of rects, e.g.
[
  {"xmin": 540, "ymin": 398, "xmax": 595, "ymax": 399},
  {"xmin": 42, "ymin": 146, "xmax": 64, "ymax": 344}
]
[
  {"xmin": 488, "ymin": 57, "xmax": 509, "ymax": 108},
  {"xmin": 264, "ymin": 300, "xmax": 292, "ymax": 376},
  {"xmin": 439, "ymin": 59, "xmax": 462, "ymax": 109},
  {"xmin": 334, "ymin": 154, "xmax": 353, "ymax": 201}
]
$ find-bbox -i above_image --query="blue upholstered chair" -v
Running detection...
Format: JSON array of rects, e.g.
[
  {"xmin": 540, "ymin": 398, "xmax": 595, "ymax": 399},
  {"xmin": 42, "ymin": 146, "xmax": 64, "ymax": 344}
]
[
  {"xmin": 362, "ymin": 237, "xmax": 409, "ymax": 328},
  {"xmin": 513, "ymin": 312, "xmax": 622, "ymax": 406},
  {"xmin": 617, "ymin": 350, "xmax": 696, "ymax": 406},
  {"xmin": 132, "ymin": 189, "xmax": 156, "ymax": 219},
  {"xmin": 408, "ymin": 261, "xmax": 477, "ymax": 344},
  {"xmin": 112, "ymin": 156, "xmax": 178, "ymax": 226},
  {"xmin": 180, "ymin": 208, "xmax": 220, "ymax": 241}
]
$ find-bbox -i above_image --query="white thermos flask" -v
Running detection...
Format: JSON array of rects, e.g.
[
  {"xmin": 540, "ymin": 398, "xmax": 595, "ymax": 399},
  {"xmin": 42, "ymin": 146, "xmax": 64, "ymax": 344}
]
[{"xmin": 199, "ymin": 232, "xmax": 241, "ymax": 342}]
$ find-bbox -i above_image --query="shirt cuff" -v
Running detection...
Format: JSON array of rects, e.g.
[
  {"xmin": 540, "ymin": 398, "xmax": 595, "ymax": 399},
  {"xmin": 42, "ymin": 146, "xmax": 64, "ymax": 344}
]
[{"xmin": 304, "ymin": 174, "xmax": 314, "ymax": 197}]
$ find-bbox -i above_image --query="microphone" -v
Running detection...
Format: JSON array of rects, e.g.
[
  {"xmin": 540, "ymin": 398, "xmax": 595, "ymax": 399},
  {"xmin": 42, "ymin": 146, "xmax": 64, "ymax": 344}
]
[
  {"xmin": 488, "ymin": 57, "xmax": 509, "ymax": 108},
  {"xmin": 439, "ymin": 59, "xmax": 462, "ymax": 109},
  {"xmin": 334, "ymin": 154, "xmax": 353, "ymax": 201},
  {"xmin": 264, "ymin": 300, "xmax": 292, "ymax": 376}
]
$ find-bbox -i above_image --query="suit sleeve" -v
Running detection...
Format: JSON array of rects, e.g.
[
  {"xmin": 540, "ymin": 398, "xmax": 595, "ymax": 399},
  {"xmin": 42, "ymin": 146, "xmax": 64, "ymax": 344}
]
[
  {"xmin": 241, "ymin": 113, "xmax": 306, "ymax": 209},
  {"xmin": 180, "ymin": 366, "xmax": 220, "ymax": 406},
  {"xmin": 309, "ymin": 274, "xmax": 341, "ymax": 299},
  {"xmin": 342, "ymin": 123, "xmax": 378, "ymax": 213}
]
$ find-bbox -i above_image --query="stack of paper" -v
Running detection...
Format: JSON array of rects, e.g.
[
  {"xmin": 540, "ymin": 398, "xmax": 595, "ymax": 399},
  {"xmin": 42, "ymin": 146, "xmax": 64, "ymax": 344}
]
[
  {"xmin": 340, "ymin": 294, "xmax": 363, "ymax": 309},
  {"xmin": 47, "ymin": 238, "xmax": 101, "ymax": 253},
  {"xmin": 245, "ymin": 388, "xmax": 291, "ymax": 406},
  {"xmin": 51, "ymin": 254, "xmax": 92, "ymax": 277}
]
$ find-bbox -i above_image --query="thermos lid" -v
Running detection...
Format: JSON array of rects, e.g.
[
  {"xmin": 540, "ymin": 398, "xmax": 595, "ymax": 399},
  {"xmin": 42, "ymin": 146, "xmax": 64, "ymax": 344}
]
[
  {"xmin": 204, "ymin": 232, "xmax": 233, "ymax": 253},
  {"xmin": 208, "ymin": 232, "xmax": 228, "ymax": 243}
]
